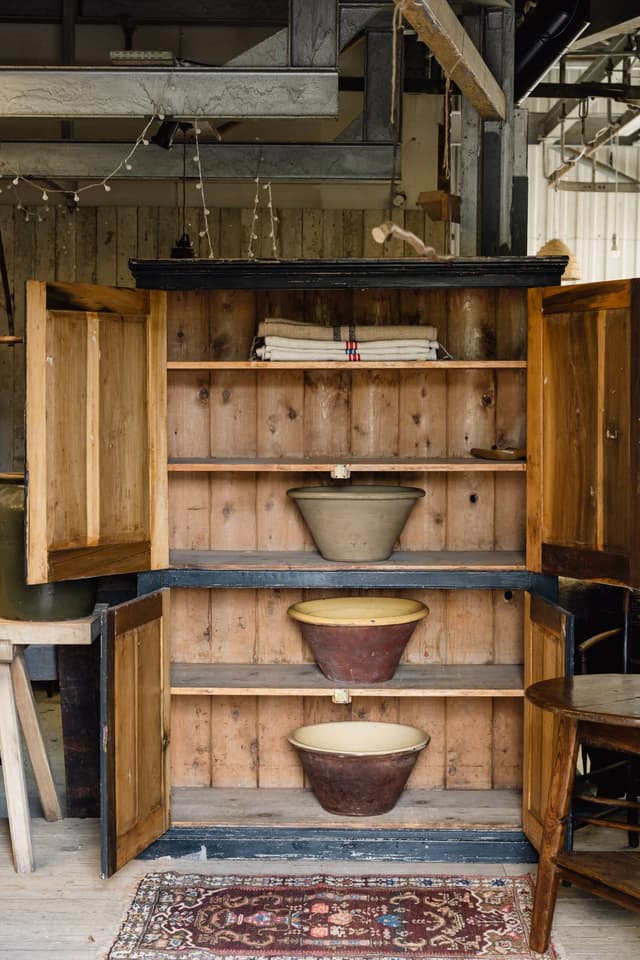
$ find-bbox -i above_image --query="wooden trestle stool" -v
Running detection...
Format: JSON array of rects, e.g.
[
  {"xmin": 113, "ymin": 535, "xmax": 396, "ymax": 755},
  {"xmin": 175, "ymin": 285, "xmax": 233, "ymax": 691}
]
[
  {"xmin": 0, "ymin": 611, "xmax": 99, "ymax": 872},
  {"xmin": 525, "ymin": 674, "xmax": 640, "ymax": 953}
]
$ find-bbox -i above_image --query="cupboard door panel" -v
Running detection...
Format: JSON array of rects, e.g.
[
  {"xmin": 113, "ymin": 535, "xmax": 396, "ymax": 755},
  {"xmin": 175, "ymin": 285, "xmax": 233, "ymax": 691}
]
[
  {"xmin": 26, "ymin": 280, "xmax": 168, "ymax": 582},
  {"xmin": 527, "ymin": 279, "xmax": 640, "ymax": 587},
  {"xmin": 522, "ymin": 594, "xmax": 574, "ymax": 851},
  {"xmin": 101, "ymin": 590, "xmax": 170, "ymax": 877}
]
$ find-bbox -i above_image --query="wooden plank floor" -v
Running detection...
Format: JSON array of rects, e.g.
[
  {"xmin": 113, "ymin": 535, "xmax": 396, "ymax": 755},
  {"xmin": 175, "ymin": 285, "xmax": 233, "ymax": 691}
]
[{"xmin": 0, "ymin": 691, "xmax": 638, "ymax": 959}]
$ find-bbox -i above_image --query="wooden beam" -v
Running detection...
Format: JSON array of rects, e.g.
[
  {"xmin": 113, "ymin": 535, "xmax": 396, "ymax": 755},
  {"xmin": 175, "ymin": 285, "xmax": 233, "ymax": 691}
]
[
  {"xmin": 0, "ymin": 142, "xmax": 396, "ymax": 181},
  {"xmin": 0, "ymin": 68, "xmax": 338, "ymax": 118},
  {"xmin": 394, "ymin": 0, "xmax": 506, "ymax": 120}
]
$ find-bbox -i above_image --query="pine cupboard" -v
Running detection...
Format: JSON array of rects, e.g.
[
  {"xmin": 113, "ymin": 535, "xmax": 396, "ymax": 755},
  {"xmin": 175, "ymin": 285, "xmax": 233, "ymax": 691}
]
[{"xmin": 24, "ymin": 258, "xmax": 636, "ymax": 876}]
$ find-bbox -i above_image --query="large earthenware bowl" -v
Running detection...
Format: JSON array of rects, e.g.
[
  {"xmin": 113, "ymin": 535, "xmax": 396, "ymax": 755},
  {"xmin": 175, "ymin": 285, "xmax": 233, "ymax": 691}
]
[
  {"xmin": 288, "ymin": 720, "xmax": 430, "ymax": 816},
  {"xmin": 288, "ymin": 596, "xmax": 428, "ymax": 683},
  {"xmin": 286, "ymin": 484, "xmax": 425, "ymax": 561}
]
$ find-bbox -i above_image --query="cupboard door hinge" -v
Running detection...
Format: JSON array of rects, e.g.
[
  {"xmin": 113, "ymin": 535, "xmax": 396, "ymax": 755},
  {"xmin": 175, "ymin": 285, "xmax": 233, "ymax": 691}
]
[{"xmin": 101, "ymin": 724, "xmax": 109, "ymax": 753}]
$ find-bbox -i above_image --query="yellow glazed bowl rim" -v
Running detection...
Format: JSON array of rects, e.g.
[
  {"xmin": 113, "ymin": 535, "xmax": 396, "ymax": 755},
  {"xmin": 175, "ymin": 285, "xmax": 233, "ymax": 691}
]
[
  {"xmin": 287, "ymin": 596, "xmax": 428, "ymax": 626},
  {"xmin": 288, "ymin": 720, "xmax": 430, "ymax": 756}
]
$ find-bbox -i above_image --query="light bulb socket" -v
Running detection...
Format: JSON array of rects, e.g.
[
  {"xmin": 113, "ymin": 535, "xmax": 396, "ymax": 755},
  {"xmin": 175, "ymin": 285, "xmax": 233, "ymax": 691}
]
[{"xmin": 171, "ymin": 232, "xmax": 196, "ymax": 258}]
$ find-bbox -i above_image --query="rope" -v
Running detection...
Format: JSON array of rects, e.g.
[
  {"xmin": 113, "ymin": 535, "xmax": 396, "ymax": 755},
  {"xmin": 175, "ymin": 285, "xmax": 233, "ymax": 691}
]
[{"xmin": 442, "ymin": 54, "xmax": 462, "ymax": 183}]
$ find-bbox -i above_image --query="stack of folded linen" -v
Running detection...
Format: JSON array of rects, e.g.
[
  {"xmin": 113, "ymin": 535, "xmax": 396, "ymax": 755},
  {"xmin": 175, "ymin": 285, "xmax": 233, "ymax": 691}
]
[{"xmin": 252, "ymin": 318, "xmax": 439, "ymax": 361}]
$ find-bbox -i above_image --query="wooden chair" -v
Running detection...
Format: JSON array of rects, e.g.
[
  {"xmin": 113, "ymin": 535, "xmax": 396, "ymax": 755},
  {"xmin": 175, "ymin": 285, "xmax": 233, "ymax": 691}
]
[{"xmin": 568, "ymin": 626, "xmax": 639, "ymax": 849}]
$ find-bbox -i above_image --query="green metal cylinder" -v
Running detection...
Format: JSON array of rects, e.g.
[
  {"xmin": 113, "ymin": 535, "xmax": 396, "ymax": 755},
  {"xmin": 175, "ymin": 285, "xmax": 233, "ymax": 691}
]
[{"xmin": 0, "ymin": 479, "xmax": 97, "ymax": 621}]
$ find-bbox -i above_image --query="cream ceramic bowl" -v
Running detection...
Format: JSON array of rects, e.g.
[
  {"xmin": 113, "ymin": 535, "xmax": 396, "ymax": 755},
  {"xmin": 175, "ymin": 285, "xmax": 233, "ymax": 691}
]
[
  {"xmin": 287, "ymin": 596, "xmax": 428, "ymax": 627},
  {"xmin": 287, "ymin": 484, "xmax": 425, "ymax": 561},
  {"xmin": 288, "ymin": 720, "xmax": 429, "ymax": 757},
  {"xmin": 288, "ymin": 720, "xmax": 430, "ymax": 816},
  {"xmin": 287, "ymin": 597, "xmax": 429, "ymax": 683}
]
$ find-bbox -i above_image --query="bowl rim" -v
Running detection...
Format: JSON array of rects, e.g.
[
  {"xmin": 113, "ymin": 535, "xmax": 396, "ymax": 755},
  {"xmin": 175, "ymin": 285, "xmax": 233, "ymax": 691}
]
[
  {"xmin": 287, "ymin": 596, "xmax": 428, "ymax": 626},
  {"xmin": 288, "ymin": 720, "xmax": 430, "ymax": 756},
  {"xmin": 287, "ymin": 484, "xmax": 425, "ymax": 501}
]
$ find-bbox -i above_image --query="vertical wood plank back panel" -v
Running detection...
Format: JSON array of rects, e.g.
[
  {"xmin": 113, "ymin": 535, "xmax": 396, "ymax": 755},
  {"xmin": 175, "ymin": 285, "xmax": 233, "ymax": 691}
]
[
  {"xmin": 257, "ymin": 288, "xmax": 306, "ymax": 324},
  {"xmin": 211, "ymin": 697, "xmax": 258, "ymax": 787},
  {"xmin": 116, "ymin": 208, "xmax": 137, "ymax": 288},
  {"xmin": 257, "ymin": 589, "xmax": 306, "ymax": 664},
  {"xmin": 445, "ymin": 698, "xmax": 493, "ymax": 788},
  {"xmin": 256, "ymin": 371, "xmax": 305, "ymax": 459},
  {"xmin": 168, "ymin": 372, "xmax": 212, "ymax": 459},
  {"xmin": 258, "ymin": 697, "xmax": 305, "ymax": 787},
  {"xmin": 96, "ymin": 208, "xmax": 118, "ymax": 286},
  {"xmin": 210, "ymin": 589, "xmax": 257, "ymax": 663},
  {"xmin": 343, "ymin": 210, "xmax": 364, "ymax": 258},
  {"xmin": 167, "ymin": 290, "xmax": 210, "ymax": 361},
  {"xmin": 496, "ymin": 288, "xmax": 527, "ymax": 359},
  {"xmin": 447, "ymin": 591, "xmax": 494, "ymax": 664},
  {"xmin": 75, "ymin": 208, "xmax": 98, "ymax": 283},
  {"xmin": 494, "ymin": 589, "xmax": 524, "ymax": 664},
  {"xmin": 277, "ymin": 208, "xmax": 303, "ymax": 260},
  {"xmin": 351, "ymin": 369, "xmax": 400, "ymax": 457},
  {"xmin": 400, "ymin": 369, "xmax": 446, "ymax": 551},
  {"xmin": 303, "ymin": 370, "xmax": 350, "ymax": 457},
  {"xmin": 210, "ymin": 290, "xmax": 257, "ymax": 361},
  {"xmin": 209, "ymin": 370, "xmax": 257, "ymax": 458},
  {"xmin": 492, "ymin": 698, "xmax": 523, "ymax": 788},
  {"xmin": 170, "ymin": 588, "xmax": 212, "ymax": 663},
  {"xmin": 210, "ymin": 473, "xmax": 258, "ymax": 550},
  {"xmin": 321, "ymin": 210, "xmax": 344, "ymax": 257},
  {"xmin": 219, "ymin": 209, "xmax": 243, "ymax": 258},
  {"xmin": 170, "ymin": 696, "xmax": 212, "ymax": 787},
  {"xmin": 168, "ymin": 474, "xmax": 211, "ymax": 550}
]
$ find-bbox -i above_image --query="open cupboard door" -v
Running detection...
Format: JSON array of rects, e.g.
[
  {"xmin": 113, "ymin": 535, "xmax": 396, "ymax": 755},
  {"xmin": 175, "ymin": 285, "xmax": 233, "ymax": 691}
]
[
  {"xmin": 26, "ymin": 281, "xmax": 168, "ymax": 583},
  {"xmin": 522, "ymin": 594, "xmax": 574, "ymax": 851},
  {"xmin": 100, "ymin": 590, "xmax": 170, "ymax": 878},
  {"xmin": 527, "ymin": 279, "xmax": 640, "ymax": 587}
]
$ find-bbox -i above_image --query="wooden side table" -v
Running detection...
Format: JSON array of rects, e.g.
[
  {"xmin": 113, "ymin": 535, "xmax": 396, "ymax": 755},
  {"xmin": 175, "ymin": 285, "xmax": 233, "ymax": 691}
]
[
  {"xmin": 0, "ymin": 611, "xmax": 101, "ymax": 873},
  {"xmin": 525, "ymin": 675, "xmax": 640, "ymax": 953}
]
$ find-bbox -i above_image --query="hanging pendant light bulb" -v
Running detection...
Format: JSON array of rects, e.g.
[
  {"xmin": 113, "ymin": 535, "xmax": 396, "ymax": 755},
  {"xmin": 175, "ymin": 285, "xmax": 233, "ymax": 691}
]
[
  {"xmin": 610, "ymin": 142, "xmax": 621, "ymax": 261},
  {"xmin": 171, "ymin": 123, "xmax": 195, "ymax": 259}
]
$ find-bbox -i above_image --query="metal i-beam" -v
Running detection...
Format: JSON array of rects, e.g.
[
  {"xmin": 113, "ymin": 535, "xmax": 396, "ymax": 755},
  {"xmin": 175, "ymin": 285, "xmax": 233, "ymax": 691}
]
[
  {"xmin": 0, "ymin": 68, "xmax": 338, "ymax": 118},
  {"xmin": 0, "ymin": 142, "xmax": 396, "ymax": 181},
  {"xmin": 394, "ymin": 0, "xmax": 506, "ymax": 120}
]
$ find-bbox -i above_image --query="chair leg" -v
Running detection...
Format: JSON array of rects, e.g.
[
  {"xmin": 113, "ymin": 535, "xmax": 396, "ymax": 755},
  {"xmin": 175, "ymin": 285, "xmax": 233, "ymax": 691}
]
[{"xmin": 530, "ymin": 715, "xmax": 580, "ymax": 954}]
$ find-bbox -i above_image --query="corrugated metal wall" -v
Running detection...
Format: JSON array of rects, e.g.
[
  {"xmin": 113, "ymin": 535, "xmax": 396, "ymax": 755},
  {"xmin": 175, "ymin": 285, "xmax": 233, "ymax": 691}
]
[{"xmin": 528, "ymin": 143, "xmax": 640, "ymax": 283}]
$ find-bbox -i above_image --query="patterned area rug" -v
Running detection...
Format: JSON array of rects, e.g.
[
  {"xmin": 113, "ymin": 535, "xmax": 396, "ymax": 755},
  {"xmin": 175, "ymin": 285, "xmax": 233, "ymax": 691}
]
[{"xmin": 106, "ymin": 873, "xmax": 560, "ymax": 960}]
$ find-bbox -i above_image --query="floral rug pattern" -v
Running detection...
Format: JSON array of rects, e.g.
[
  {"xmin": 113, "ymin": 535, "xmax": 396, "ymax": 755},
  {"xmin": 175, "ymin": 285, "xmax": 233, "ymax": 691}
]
[{"xmin": 106, "ymin": 873, "xmax": 559, "ymax": 960}]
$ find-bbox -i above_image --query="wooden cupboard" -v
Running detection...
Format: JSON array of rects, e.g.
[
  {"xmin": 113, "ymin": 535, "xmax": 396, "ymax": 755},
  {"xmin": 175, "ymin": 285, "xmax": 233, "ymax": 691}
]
[{"xmin": 25, "ymin": 257, "xmax": 637, "ymax": 875}]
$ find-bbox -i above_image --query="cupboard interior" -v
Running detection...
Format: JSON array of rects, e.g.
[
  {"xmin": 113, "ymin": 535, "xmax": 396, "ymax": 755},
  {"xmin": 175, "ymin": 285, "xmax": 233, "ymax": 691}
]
[{"xmin": 164, "ymin": 284, "xmax": 529, "ymax": 829}]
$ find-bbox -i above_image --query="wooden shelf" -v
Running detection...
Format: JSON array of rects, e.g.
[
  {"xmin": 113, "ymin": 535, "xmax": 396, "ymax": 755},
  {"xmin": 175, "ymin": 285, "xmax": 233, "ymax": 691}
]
[
  {"xmin": 169, "ymin": 549, "xmax": 527, "ymax": 571},
  {"xmin": 167, "ymin": 359, "xmax": 527, "ymax": 370},
  {"xmin": 171, "ymin": 662, "xmax": 524, "ymax": 697},
  {"xmin": 168, "ymin": 456, "xmax": 526, "ymax": 473},
  {"xmin": 171, "ymin": 786, "xmax": 523, "ymax": 830}
]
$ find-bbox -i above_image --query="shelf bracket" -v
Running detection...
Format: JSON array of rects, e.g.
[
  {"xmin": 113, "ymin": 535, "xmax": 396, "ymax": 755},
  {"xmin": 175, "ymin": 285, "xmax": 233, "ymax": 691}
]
[
  {"xmin": 331, "ymin": 464, "xmax": 351, "ymax": 479},
  {"xmin": 332, "ymin": 688, "xmax": 352, "ymax": 704}
]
